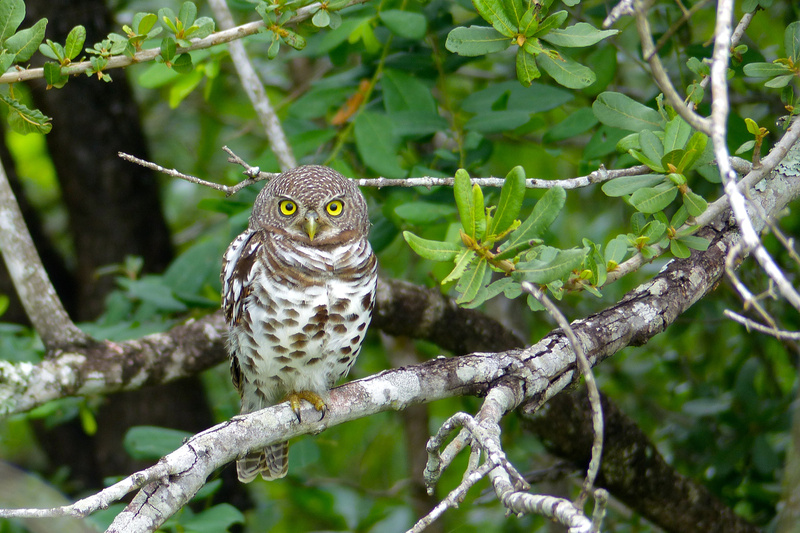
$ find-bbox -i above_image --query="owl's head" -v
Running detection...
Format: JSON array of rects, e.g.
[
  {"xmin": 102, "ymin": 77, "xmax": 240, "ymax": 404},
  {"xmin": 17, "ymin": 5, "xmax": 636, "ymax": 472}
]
[{"xmin": 250, "ymin": 165, "xmax": 370, "ymax": 245}]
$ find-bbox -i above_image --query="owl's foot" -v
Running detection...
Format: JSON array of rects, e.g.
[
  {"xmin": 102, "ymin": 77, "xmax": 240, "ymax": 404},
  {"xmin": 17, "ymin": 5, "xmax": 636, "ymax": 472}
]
[{"xmin": 286, "ymin": 390, "xmax": 327, "ymax": 422}]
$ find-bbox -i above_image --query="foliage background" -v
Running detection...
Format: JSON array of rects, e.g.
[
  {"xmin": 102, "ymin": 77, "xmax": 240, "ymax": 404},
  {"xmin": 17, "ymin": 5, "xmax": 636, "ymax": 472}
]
[{"xmin": 0, "ymin": 0, "xmax": 799, "ymax": 531}]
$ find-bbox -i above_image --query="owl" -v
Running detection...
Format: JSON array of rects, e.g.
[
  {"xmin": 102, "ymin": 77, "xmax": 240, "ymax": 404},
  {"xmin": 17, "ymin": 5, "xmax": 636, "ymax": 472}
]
[{"xmin": 221, "ymin": 165, "xmax": 378, "ymax": 482}]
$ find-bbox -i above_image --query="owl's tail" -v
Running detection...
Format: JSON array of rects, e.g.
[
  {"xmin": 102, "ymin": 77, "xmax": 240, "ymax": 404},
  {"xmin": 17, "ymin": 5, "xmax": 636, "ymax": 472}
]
[{"xmin": 236, "ymin": 442, "xmax": 289, "ymax": 482}]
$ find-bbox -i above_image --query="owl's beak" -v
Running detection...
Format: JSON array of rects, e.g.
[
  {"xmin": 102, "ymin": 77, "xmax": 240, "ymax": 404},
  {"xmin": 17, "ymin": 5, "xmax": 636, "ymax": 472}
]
[{"xmin": 304, "ymin": 211, "xmax": 318, "ymax": 241}]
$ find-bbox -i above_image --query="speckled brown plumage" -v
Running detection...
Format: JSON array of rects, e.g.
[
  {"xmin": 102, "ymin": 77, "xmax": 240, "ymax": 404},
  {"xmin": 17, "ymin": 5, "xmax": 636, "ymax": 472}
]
[{"xmin": 221, "ymin": 165, "xmax": 377, "ymax": 482}]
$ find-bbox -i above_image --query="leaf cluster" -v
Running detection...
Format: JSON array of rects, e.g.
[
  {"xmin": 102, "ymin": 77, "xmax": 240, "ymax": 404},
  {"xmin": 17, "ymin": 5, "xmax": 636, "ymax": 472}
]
[
  {"xmin": 593, "ymin": 92, "xmax": 712, "ymax": 258},
  {"xmin": 445, "ymin": 0, "xmax": 616, "ymax": 88},
  {"xmin": 404, "ymin": 167, "xmax": 587, "ymax": 309}
]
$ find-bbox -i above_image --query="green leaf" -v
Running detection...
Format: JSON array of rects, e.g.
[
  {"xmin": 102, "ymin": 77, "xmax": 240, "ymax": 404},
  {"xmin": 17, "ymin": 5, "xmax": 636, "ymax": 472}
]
[
  {"xmin": 501, "ymin": 0, "xmax": 527, "ymax": 29},
  {"xmin": 379, "ymin": 10, "xmax": 427, "ymax": 40},
  {"xmin": 282, "ymin": 28, "xmax": 306, "ymax": 50},
  {"xmin": 678, "ymin": 132, "xmax": 708, "ymax": 171},
  {"xmin": 0, "ymin": 0, "xmax": 25, "ymax": 43},
  {"xmin": 461, "ymin": 80, "xmax": 572, "ymax": 115},
  {"xmin": 514, "ymin": 248, "xmax": 585, "ymax": 284},
  {"xmin": 472, "ymin": 0, "xmax": 517, "ymax": 37},
  {"xmin": 38, "ymin": 40, "xmax": 62, "ymax": 61},
  {"xmin": 630, "ymin": 184, "xmax": 678, "ymax": 213},
  {"xmin": 532, "ymin": 10, "xmax": 568, "ymax": 38},
  {"xmin": 5, "ymin": 17, "xmax": 47, "ymax": 63},
  {"xmin": 0, "ymin": 93, "xmax": 51, "ymax": 134},
  {"xmin": 472, "ymin": 184, "xmax": 487, "ymax": 239},
  {"xmin": 442, "ymin": 249, "xmax": 477, "ymax": 285},
  {"xmin": 191, "ymin": 16, "xmax": 215, "ymax": 40},
  {"xmin": 181, "ymin": 504, "xmax": 245, "ymax": 533},
  {"xmin": 446, "ymin": 26, "xmax": 512, "ymax": 57},
  {"xmin": 43, "ymin": 61, "xmax": 67, "ymax": 88},
  {"xmin": 601, "ymin": 174, "xmax": 664, "ymax": 197},
  {"xmin": 464, "ymin": 110, "xmax": 530, "ymax": 133},
  {"xmin": 123, "ymin": 426, "xmax": 191, "ymax": 460},
  {"xmin": 403, "ymin": 232, "xmax": 461, "ymax": 261},
  {"xmin": 543, "ymin": 107, "xmax": 597, "ymax": 142},
  {"xmin": 682, "ymin": 189, "xmax": 708, "ymax": 216},
  {"xmin": 663, "ymin": 115, "xmax": 692, "ymax": 153},
  {"xmin": 605, "ymin": 235, "xmax": 629, "ymax": 264},
  {"xmin": 168, "ymin": 67, "xmax": 203, "ymax": 107},
  {"xmin": 627, "ymin": 148, "xmax": 662, "ymax": 171},
  {"xmin": 134, "ymin": 12, "xmax": 158, "ymax": 35},
  {"xmin": 670, "ymin": 238, "xmax": 690, "ymax": 258},
  {"xmin": 490, "ymin": 166, "xmax": 526, "ymax": 236},
  {"xmin": 540, "ymin": 23, "xmax": 617, "ymax": 48},
  {"xmin": 64, "ymin": 25, "xmax": 86, "ymax": 60},
  {"xmin": 516, "ymin": 47, "xmax": 540, "ymax": 86},
  {"xmin": 383, "ymin": 69, "xmax": 436, "ymax": 114},
  {"xmin": 536, "ymin": 51, "xmax": 596, "ymax": 89},
  {"xmin": 389, "ymin": 111, "xmax": 449, "ymax": 137},
  {"xmin": 593, "ymin": 91, "xmax": 664, "ymax": 132},
  {"xmin": 765, "ymin": 75, "xmax": 794, "ymax": 89},
  {"xmin": 178, "ymin": 1, "xmax": 197, "ymax": 29},
  {"xmin": 456, "ymin": 258, "xmax": 489, "ymax": 304},
  {"xmin": 661, "ymin": 149, "xmax": 685, "ymax": 171},
  {"xmin": 394, "ymin": 201, "xmax": 456, "ymax": 224},
  {"xmin": 678, "ymin": 235, "xmax": 710, "ymax": 251},
  {"xmin": 312, "ymin": 9, "xmax": 330, "ymax": 28},
  {"xmin": 353, "ymin": 111, "xmax": 406, "ymax": 178},
  {"xmin": 639, "ymin": 129, "xmax": 664, "ymax": 169},
  {"xmin": 641, "ymin": 220, "xmax": 667, "ymax": 243},
  {"xmin": 170, "ymin": 53, "xmax": 193, "ymax": 74},
  {"xmin": 742, "ymin": 62, "xmax": 792, "ymax": 78},
  {"xmin": 160, "ymin": 36, "xmax": 176, "ymax": 62},
  {"xmin": 631, "ymin": 212, "xmax": 646, "ymax": 234},
  {"xmin": 498, "ymin": 186, "xmax": 565, "ymax": 258},
  {"xmin": 455, "ymin": 169, "xmax": 476, "ymax": 238},
  {"xmin": 785, "ymin": 21, "xmax": 800, "ymax": 63}
]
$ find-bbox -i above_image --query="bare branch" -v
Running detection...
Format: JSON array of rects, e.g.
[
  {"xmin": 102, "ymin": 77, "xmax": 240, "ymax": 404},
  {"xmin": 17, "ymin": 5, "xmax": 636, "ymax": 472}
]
[
  {"xmin": 633, "ymin": 0, "xmax": 712, "ymax": 134},
  {"xmin": 709, "ymin": 0, "xmax": 800, "ymax": 312},
  {"xmin": 522, "ymin": 284, "xmax": 603, "ymax": 510},
  {"xmin": 0, "ymin": 157, "xmax": 88, "ymax": 350},
  {"xmin": 724, "ymin": 310, "xmax": 800, "ymax": 340},
  {"xmin": 129, "ymin": 146, "xmax": 651, "ymax": 192},
  {"xmin": 207, "ymin": 0, "xmax": 296, "ymax": 171}
]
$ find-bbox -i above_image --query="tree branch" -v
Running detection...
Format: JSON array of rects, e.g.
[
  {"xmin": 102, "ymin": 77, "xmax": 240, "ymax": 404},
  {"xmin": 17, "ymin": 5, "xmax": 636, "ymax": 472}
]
[
  {"xmin": 0, "ymin": 0, "xmax": 370, "ymax": 85},
  {"xmin": 0, "ymin": 156, "xmax": 88, "ymax": 350}
]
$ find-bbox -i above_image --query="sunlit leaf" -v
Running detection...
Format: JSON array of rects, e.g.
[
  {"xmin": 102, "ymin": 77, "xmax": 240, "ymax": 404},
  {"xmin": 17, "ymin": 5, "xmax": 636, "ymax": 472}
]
[
  {"xmin": 446, "ymin": 26, "xmax": 512, "ymax": 56},
  {"xmin": 630, "ymin": 184, "xmax": 677, "ymax": 213},
  {"xmin": 592, "ymin": 91, "xmax": 664, "ymax": 132},
  {"xmin": 498, "ymin": 186, "xmax": 565, "ymax": 259},
  {"xmin": 489, "ymin": 166, "xmax": 526, "ymax": 237},
  {"xmin": 402, "ymin": 232, "xmax": 461, "ymax": 261},
  {"xmin": 540, "ymin": 23, "xmax": 617, "ymax": 48},
  {"xmin": 514, "ymin": 248, "xmax": 585, "ymax": 284}
]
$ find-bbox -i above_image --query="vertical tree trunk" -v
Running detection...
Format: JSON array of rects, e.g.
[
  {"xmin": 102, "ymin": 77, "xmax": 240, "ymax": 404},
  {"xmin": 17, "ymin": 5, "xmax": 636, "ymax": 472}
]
[{"xmin": 26, "ymin": 0, "xmax": 173, "ymax": 321}]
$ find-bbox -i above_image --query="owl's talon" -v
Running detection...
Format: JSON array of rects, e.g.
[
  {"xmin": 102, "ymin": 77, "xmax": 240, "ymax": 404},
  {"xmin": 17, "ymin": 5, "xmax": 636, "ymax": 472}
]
[{"xmin": 286, "ymin": 390, "xmax": 327, "ymax": 423}]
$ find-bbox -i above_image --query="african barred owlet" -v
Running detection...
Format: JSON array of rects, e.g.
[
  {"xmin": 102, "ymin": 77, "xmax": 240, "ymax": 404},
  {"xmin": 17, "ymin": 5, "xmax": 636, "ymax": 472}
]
[{"xmin": 221, "ymin": 165, "xmax": 377, "ymax": 483}]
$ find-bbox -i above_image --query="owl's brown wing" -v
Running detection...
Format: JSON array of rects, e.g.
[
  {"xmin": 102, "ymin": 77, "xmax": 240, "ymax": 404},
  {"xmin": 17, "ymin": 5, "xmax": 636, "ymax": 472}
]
[{"xmin": 221, "ymin": 228, "xmax": 263, "ymax": 326}]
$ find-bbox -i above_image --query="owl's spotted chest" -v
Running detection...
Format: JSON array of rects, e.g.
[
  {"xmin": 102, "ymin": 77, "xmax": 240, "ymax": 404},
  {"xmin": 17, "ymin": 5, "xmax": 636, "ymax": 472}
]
[{"xmin": 230, "ymin": 239, "xmax": 376, "ymax": 409}]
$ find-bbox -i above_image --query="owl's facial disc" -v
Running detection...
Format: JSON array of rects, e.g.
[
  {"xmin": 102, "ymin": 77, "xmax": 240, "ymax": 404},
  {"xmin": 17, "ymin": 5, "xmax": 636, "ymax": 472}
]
[{"xmin": 304, "ymin": 211, "xmax": 318, "ymax": 241}]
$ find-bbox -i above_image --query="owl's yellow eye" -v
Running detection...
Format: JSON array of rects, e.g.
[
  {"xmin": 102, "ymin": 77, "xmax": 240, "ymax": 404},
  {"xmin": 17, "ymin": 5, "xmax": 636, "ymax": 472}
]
[
  {"xmin": 279, "ymin": 199, "xmax": 297, "ymax": 216},
  {"xmin": 326, "ymin": 200, "xmax": 344, "ymax": 217}
]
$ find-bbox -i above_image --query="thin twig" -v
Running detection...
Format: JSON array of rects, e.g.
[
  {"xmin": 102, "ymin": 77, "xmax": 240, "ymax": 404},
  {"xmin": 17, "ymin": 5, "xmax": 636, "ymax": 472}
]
[
  {"xmin": 709, "ymin": 0, "xmax": 800, "ymax": 312},
  {"xmin": 633, "ymin": 0, "xmax": 712, "ymax": 134},
  {"xmin": 724, "ymin": 310, "xmax": 800, "ymax": 340},
  {"xmin": 521, "ymin": 283, "xmax": 603, "ymax": 511}
]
